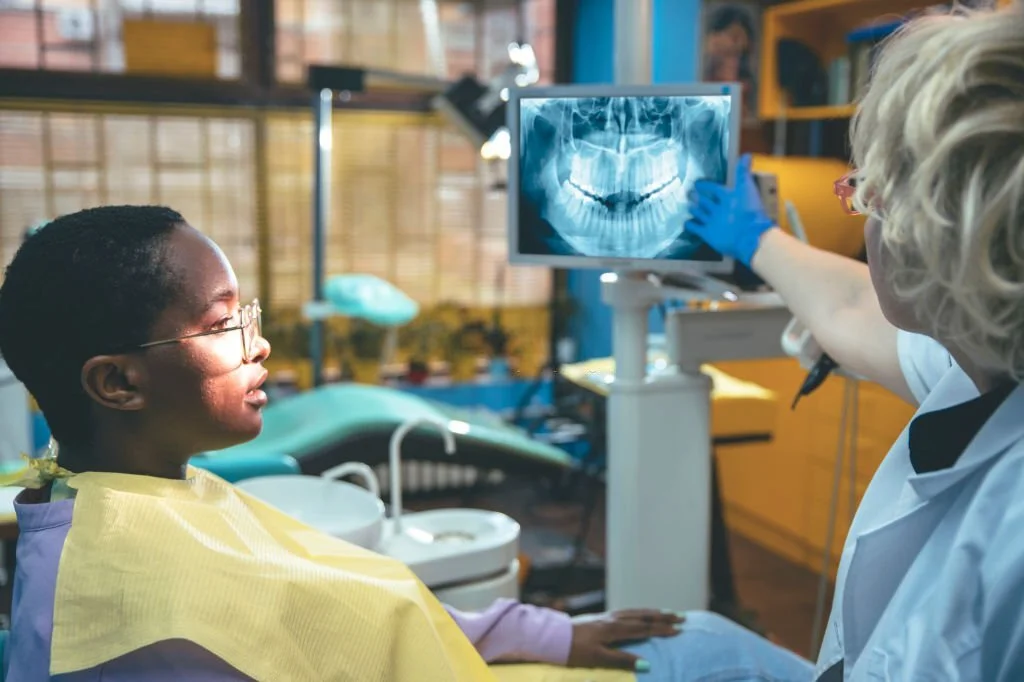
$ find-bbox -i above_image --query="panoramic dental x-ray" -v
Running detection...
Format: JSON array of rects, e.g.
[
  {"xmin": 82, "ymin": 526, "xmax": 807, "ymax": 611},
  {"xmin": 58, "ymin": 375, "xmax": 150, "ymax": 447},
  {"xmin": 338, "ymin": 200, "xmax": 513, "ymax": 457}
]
[{"xmin": 518, "ymin": 95, "xmax": 731, "ymax": 261}]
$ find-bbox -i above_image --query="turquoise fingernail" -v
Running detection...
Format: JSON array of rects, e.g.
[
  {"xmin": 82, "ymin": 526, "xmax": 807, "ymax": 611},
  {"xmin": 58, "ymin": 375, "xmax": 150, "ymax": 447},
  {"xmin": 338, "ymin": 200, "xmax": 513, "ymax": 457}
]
[{"xmin": 635, "ymin": 659, "xmax": 651, "ymax": 673}]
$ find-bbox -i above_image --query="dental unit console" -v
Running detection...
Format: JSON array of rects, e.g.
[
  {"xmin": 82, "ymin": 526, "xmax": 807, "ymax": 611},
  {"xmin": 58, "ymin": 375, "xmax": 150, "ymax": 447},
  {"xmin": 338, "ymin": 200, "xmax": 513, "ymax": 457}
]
[{"xmin": 507, "ymin": 83, "xmax": 742, "ymax": 275}]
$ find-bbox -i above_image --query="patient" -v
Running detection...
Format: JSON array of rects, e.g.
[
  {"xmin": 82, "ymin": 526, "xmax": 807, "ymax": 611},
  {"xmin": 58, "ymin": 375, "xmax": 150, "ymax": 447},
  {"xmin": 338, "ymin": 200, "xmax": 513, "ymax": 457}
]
[{"xmin": 0, "ymin": 206, "xmax": 700, "ymax": 680}]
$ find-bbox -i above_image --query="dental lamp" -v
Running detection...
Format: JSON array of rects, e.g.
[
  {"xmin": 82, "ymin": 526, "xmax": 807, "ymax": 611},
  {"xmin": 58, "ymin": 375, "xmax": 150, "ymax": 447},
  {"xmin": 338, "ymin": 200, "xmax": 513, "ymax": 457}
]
[
  {"xmin": 436, "ymin": 41, "xmax": 541, "ymax": 163},
  {"xmin": 308, "ymin": 40, "xmax": 538, "ymax": 165},
  {"xmin": 303, "ymin": 274, "xmax": 420, "ymax": 380}
]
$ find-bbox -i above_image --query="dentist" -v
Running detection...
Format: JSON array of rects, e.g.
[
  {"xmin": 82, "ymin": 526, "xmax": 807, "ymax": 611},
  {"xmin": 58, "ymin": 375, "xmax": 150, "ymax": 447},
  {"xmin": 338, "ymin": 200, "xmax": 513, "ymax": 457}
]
[{"xmin": 683, "ymin": 4, "xmax": 1024, "ymax": 680}]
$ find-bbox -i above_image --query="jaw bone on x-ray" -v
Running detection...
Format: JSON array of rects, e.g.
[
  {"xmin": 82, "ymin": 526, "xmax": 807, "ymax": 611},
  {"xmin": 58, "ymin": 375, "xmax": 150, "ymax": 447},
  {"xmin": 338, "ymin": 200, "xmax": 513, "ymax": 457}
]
[{"xmin": 518, "ymin": 95, "xmax": 731, "ymax": 260}]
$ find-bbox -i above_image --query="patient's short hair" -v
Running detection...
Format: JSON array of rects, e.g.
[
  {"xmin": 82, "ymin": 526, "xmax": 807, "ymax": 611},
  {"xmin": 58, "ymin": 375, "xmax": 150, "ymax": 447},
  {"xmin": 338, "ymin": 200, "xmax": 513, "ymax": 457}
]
[
  {"xmin": 0, "ymin": 206, "xmax": 184, "ymax": 447},
  {"xmin": 851, "ymin": 3, "xmax": 1024, "ymax": 378}
]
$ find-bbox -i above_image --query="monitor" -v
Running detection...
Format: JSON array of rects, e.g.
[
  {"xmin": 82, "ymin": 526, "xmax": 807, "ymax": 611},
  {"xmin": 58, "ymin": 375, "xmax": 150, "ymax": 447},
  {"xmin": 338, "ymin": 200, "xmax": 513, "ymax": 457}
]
[{"xmin": 508, "ymin": 83, "xmax": 741, "ymax": 274}]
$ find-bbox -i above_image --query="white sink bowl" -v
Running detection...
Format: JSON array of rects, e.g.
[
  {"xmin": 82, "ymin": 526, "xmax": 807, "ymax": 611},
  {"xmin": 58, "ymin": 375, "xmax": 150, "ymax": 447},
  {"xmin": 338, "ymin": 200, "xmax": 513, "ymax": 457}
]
[
  {"xmin": 380, "ymin": 508, "xmax": 520, "ymax": 588},
  {"xmin": 434, "ymin": 559, "xmax": 521, "ymax": 612},
  {"xmin": 237, "ymin": 475, "xmax": 385, "ymax": 550}
]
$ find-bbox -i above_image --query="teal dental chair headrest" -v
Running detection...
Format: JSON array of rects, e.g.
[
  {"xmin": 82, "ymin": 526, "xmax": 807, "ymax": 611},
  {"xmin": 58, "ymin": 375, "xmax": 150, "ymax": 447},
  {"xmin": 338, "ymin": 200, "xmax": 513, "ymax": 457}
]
[{"xmin": 324, "ymin": 274, "xmax": 419, "ymax": 327}]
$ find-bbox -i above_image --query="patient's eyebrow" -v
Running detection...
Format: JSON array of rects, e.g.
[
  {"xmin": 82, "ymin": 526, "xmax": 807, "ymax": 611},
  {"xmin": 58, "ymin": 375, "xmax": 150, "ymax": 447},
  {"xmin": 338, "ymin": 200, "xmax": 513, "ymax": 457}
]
[{"xmin": 201, "ymin": 287, "xmax": 238, "ymax": 314}]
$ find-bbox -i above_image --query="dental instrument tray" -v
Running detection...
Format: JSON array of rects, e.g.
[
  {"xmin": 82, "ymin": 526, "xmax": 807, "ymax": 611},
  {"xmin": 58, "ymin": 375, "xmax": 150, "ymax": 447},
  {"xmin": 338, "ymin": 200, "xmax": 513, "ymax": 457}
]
[{"xmin": 507, "ymin": 82, "xmax": 741, "ymax": 274}]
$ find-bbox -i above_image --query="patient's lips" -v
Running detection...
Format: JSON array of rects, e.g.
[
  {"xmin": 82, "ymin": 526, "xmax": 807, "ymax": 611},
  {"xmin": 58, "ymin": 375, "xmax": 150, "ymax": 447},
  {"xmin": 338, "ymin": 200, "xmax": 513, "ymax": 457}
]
[
  {"xmin": 245, "ymin": 370, "xmax": 269, "ymax": 408},
  {"xmin": 244, "ymin": 389, "xmax": 268, "ymax": 408}
]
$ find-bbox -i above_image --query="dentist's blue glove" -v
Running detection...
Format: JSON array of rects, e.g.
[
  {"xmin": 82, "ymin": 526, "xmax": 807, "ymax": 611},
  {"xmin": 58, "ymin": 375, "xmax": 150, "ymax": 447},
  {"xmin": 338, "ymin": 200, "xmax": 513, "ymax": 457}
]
[{"xmin": 686, "ymin": 154, "xmax": 775, "ymax": 267}]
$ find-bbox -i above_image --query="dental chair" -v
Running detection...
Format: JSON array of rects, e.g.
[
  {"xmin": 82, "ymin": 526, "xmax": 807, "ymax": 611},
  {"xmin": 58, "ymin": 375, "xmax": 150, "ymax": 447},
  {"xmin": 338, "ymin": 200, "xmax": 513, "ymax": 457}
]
[
  {"xmin": 203, "ymin": 382, "xmax": 574, "ymax": 481},
  {"xmin": 190, "ymin": 452, "xmax": 301, "ymax": 482}
]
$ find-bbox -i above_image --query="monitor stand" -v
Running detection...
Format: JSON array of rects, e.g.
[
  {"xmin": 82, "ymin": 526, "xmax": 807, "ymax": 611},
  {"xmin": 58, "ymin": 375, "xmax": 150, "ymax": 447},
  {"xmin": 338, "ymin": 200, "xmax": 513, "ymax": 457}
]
[
  {"xmin": 599, "ymin": 270, "xmax": 791, "ymax": 614},
  {"xmin": 601, "ymin": 269, "xmax": 714, "ymax": 612}
]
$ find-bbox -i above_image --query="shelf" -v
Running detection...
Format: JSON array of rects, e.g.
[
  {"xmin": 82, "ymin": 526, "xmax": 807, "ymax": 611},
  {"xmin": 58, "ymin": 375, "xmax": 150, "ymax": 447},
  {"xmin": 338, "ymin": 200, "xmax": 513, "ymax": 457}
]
[
  {"xmin": 775, "ymin": 105, "xmax": 856, "ymax": 120},
  {"xmin": 757, "ymin": 0, "xmax": 935, "ymax": 121},
  {"xmin": 767, "ymin": 0, "xmax": 925, "ymax": 22}
]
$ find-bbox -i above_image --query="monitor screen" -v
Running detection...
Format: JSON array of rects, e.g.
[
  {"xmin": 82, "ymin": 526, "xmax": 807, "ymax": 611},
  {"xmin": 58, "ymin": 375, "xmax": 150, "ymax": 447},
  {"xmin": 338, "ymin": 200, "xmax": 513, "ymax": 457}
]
[{"xmin": 508, "ymin": 84, "xmax": 740, "ymax": 273}]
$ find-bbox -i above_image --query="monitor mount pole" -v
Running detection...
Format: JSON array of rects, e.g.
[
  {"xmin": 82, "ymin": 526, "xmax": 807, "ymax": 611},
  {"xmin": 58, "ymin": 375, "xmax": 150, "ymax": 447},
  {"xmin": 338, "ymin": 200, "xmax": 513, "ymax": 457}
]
[
  {"xmin": 311, "ymin": 88, "xmax": 332, "ymax": 387},
  {"xmin": 602, "ymin": 0, "xmax": 712, "ymax": 613}
]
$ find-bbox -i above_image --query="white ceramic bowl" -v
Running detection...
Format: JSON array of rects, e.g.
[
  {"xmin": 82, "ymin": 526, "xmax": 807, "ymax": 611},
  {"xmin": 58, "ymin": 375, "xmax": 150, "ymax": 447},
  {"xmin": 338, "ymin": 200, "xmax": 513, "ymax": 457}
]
[
  {"xmin": 237, "ymin": 474, "xmax": 385, "ymax": 550},
  {"xmin": 381, "ymin": 508, "xmax": 520, "ymax": 588},
  {"xmin": 434, "ymin": 559, "xmax": 520, "ymax": 612}
]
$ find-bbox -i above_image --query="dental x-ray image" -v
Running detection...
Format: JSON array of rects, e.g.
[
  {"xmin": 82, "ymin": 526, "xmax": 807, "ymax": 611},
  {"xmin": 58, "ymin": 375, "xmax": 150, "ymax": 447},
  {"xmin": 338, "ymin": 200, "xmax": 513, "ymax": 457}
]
[{"xmin": 517, "ymin": 94, "xmax": 732, "ymax": 262}]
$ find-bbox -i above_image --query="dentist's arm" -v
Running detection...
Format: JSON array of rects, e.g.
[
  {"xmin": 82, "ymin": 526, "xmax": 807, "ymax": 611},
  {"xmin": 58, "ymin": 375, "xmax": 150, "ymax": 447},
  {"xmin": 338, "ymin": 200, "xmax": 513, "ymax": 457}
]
[
  {"xmin": 687, "ymin": 155, "xmax": 914, "ymax": 404},
  {"xmin": 750, "ymin": 228, "xmax": 912, "ymax": 403}
]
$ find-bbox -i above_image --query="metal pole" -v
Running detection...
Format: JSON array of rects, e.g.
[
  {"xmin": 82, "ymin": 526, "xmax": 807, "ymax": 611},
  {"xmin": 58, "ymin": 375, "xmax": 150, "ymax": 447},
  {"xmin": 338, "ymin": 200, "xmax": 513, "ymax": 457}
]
[
  {"xmin": 311, "ymin": 88, "xmax": 333, "ymax": 387},
  {"xmin": 614, "ymin": 0, "xmax": 652, "ymax": 85},
  {"xmin": 610, "ymin": 0, "xmax": 654, "ymax": 386},
  {"xmin": 605, "ymin": 0, "xmax": 714, "ymax": 614}
]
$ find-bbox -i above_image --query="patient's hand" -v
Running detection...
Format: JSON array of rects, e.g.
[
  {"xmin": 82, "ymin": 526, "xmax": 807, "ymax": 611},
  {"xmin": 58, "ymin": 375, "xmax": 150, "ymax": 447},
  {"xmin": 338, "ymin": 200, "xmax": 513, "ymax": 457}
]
[{"xmin": 568, "ymin": 610, "xmax": 683, "ymax": 671}]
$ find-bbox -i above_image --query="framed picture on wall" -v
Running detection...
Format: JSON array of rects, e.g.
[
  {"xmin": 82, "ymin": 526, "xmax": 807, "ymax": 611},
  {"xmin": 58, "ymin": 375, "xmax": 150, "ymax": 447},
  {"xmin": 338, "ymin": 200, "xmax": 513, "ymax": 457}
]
[{"xmin": 700, "ymin": 1, "xmax": 762, "ymax": 122}]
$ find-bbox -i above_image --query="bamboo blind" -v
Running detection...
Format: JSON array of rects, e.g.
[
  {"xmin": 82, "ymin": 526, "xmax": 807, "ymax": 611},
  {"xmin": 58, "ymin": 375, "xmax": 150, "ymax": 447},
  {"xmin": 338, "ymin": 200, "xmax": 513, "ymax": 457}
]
[
  {"xmin": 263, "ymin": 109, "xmax": 551, "ymax": 310},
  {"xmin": 0, "ymin": 104, "xmax": 551, "ymax": 312},
  {"xmin": 1, "ymin": 0, "xmax": 554, "ymax": 84},
  {"xmin": 0, "ymin": 106, "xmax": 259, "ymax": 300},
  {"xmin": 0, "ymin": 0, "xmax": 241, "ymax": 77},
  {"xmin": 275, "ymin": 0, "xmax": 553, "ymax": 83}
]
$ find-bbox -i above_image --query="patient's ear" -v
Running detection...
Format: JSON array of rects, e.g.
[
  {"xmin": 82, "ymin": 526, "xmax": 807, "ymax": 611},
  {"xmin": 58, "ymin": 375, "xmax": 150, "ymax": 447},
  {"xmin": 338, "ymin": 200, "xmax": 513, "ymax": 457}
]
[{"xmin": 81, "ymin": 355, "xmax": 147, "ymax": 411}]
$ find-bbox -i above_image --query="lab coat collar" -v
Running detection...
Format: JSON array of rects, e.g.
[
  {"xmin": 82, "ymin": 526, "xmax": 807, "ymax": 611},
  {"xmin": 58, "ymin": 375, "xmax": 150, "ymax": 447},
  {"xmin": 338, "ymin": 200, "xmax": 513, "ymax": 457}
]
[
  {"xmin": 908, "ymin": 380, "xmax": 1015, "ymax": 475},
  {"xmin": 908, "ymin": 377, "xmax": 1024, "ymax": 500}
]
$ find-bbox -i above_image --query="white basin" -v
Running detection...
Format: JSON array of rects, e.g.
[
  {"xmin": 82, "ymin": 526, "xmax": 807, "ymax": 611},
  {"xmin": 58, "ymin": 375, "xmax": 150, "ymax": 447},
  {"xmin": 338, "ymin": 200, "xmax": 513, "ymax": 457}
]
[
  {"xmin": 379, "ymin": 508, "xmax": 520, "ymax": 588},
  {"xmin": 434, "ymin": 559, "xmax": 521, "ymax": 612},
  {"xmin": 237, "ymin": 475, "xmax": 385, "ymax": 550}
]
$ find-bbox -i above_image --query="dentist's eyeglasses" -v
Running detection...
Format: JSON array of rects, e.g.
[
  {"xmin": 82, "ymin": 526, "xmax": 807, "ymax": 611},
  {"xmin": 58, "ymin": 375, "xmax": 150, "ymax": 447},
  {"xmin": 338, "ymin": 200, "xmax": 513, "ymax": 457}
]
[
  {"xmin": 135, "ymin": 299, "xmax": 263, "ymax": 362},
  {"xmin": 834, "ymin": 171, "xmax": 860, "ymax": 215}
]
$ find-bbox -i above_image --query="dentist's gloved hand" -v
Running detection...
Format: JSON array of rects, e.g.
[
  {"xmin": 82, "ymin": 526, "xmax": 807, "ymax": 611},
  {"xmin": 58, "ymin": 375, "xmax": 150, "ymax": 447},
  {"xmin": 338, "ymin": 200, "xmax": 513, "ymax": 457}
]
[{"xmin": 685, "ymin": 154, "xmax": 775, "ymax": 267}]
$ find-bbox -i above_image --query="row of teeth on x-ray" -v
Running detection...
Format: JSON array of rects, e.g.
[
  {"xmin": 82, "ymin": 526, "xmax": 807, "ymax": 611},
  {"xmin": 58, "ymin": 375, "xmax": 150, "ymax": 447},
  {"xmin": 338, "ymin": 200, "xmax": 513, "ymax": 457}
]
[
  {"xmin": 566, "ymin": 148, "xmax": 684, "ymax": 211},
  {"xmin": 525, "ymin": 97, "xmax": 729, "ymax": 258},
  {"xmin": 560, "ymin": 148, "xmax": 689, "ymax": 256}
]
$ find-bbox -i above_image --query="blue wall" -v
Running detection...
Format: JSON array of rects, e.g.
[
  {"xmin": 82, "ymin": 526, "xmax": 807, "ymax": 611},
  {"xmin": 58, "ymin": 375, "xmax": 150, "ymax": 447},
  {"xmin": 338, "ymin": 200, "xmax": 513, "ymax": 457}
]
[{"xmin": 566, "ymin": 0, "xmax": 702, "ymax": 361}]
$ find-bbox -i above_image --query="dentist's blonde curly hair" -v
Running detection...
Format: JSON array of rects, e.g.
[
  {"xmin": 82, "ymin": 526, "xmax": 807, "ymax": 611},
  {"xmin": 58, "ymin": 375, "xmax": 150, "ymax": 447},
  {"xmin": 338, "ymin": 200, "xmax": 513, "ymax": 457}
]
[{"xmin": 851, "ymin": 2, "xmax": 1024, "ymax": 379}]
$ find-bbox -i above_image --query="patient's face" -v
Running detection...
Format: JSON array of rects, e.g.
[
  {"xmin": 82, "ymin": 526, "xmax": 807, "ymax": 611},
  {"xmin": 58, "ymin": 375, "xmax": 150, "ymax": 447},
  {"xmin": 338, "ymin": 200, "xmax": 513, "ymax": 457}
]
[{"xmin": 136, "ymin": 225, "xmax": 271, "ymax": 456}]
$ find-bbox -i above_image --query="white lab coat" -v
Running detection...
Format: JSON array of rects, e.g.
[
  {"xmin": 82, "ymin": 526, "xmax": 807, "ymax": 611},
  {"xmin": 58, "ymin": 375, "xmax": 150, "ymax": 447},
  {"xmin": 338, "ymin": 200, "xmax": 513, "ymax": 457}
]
[{"xmin": 815, "ymin": 331, "xmax": 1024, "ymax": 681}]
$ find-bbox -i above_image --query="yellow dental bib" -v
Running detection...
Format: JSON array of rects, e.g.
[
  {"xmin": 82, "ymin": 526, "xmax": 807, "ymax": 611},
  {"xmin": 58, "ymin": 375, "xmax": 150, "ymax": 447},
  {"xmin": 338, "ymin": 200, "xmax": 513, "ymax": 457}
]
[{"xmin": 50, "ymin": 468, "xmax": 497, "ymax": 681}]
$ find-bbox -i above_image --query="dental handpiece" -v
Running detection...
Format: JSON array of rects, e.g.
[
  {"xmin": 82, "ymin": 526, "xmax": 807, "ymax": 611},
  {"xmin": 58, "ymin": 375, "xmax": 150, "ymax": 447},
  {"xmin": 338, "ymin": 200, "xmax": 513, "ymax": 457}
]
[{"xmin": 791, "ymin": 353, "xmax": 840, "ymax": 410}]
